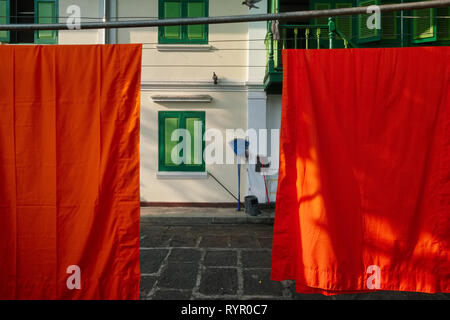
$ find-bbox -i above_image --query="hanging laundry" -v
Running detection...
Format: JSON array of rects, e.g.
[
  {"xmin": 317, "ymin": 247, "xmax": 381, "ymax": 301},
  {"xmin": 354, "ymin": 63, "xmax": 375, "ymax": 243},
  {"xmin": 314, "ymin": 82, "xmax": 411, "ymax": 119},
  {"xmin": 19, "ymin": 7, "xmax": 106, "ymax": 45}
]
[
  {"xmin": 0, "ymin": 44, "xmax": 142, "ymax": 299},
  {"xmin": 271, "ymin": 47, "xmax": 450, "ymax": 295}
]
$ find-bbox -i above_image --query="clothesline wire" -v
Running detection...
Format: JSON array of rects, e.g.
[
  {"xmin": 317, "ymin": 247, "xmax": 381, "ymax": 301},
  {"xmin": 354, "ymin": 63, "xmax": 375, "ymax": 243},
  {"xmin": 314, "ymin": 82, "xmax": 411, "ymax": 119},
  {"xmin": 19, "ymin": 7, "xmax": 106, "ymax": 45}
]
[
  {"xmin": 134, "ymin": 32, "xmax": 442, "ymax": 47},
  {"xmin": 2, "ymin": 1, "xmax": 450, "ymax": 31},
  {"xmin": 141, "ymin": 65, "xmax": 267, "ymax": 67},
  {"xmin": 2, "ymin": 15, "xmax": 450, "ymax": 19}
]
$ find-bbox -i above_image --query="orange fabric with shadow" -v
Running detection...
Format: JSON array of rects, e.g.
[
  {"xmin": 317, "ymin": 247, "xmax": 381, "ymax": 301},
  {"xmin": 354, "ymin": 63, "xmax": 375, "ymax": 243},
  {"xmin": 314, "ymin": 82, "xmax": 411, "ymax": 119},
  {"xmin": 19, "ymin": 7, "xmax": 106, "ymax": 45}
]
[
  {"xmin": 0, "ymin": 44, "xmax": 141, "ymax": 299},
  {"xmin": 271, "ymin": 47, "xmax": 450, "ymax": 295}
]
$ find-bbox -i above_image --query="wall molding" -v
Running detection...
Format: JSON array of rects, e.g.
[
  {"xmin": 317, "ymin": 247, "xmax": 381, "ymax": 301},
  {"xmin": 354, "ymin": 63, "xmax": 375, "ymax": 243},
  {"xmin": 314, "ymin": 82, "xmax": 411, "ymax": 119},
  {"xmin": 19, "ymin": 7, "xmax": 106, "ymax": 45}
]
[
  {"xmin": 245, "ymin": 81, "xmax": 265, "ymax": 91},
  {"xmin": 151, "ymin": 94, "xmax": 213, "ymax": 103},
  {"xmin": 156, "ymin": 171, "xmax": 208, "ymax": 179},
  {"xmin": 141, "ymin": 80, "xmax": 264, "ymax": 93},
  {"xmin": 156, "ymin": 44, "xmax": 213, "ymax": 52},
  {"xmin": 140, "ymin": 201, "xmax": 275, "ymax": 208}
]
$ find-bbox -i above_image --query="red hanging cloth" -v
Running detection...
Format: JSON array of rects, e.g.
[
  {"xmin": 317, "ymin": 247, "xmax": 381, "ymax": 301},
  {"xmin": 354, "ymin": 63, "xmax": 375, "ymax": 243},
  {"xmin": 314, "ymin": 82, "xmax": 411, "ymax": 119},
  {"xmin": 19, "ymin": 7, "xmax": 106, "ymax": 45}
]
[
  {"xmin": 271, "ymin": 47, "xmax": 450, "ymax": 295},
  {"xmin": 0, "ymin": 44, "xmax": 142, "ymax": 299}
]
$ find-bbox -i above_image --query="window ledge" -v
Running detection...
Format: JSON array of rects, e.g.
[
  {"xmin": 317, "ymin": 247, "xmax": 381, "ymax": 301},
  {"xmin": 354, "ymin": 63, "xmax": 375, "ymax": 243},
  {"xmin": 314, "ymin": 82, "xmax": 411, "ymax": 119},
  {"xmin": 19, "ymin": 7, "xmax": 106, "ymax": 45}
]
[
  {"xmin": 152, "ymin": 94, "xmax": 212, "ymax": 103},
  {"xmin": 156, "ymin": 44, "xmax": 212, "ymax": 52},
  {"xmin": 156, "ymin": 171, "xmax": 208, "ymax": 179}
]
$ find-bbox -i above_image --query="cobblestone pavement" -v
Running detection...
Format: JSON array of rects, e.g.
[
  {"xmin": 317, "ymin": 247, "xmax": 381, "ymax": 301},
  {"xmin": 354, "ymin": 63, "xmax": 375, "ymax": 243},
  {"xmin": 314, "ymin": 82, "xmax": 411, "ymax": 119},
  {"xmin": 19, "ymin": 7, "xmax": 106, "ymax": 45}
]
[{"xmin": 139, "ymin": 223, "xmax": 450, "ymax": 300}]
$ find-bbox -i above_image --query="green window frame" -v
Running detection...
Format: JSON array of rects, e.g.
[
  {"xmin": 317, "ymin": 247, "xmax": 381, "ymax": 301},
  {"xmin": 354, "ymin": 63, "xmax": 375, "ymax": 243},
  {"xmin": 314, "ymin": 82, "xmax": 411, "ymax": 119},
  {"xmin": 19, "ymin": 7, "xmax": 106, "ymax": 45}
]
[
  {"xmin": 0, "ymin": 0, "xmax": 58, "ymax": 44},
  {"xmin": 335, "ymin": 0, "xmax": 354, "ymax": 41},
  {"xmin": 312, "ymin": 0, "xmax": 332, "ymax": 26},
  {"xmin": 0, "ymin": 0, "xmax": 10, "ymax": 42},
  {"xmin": 311, "ymin": 0, "xmax": 332, "ymax": 37},
  {"xmin": 34, "ymin": 0, "xmax": 58, "ymax": 44},
  {"xmin": 158, "ymin": 0, "xmax": 208, "ymax": 44},
  {"xmin": 158, "ymin": 111, "xmax": 206, "ymax": 172},
  {"xmin": 411, "ymin": 3, "xmax": 437, "ymax": 43},
  {"xmin": 310, "ymin": 0, "xmax": 332, "ymax": 48},
  {"xmin": 310, "ymin": 0, "xmax": 355, "ymax": 48},
  {"xmin": 381, "ymin": 2, "xmax": 397, "ymax": 40},
  {"xmin": 379, "ymin": 1, "xmax": 402, "ymax": 47},
  {"xmin": 412, "ymin": 7, "xmax": 437, "ymax": 43},
  {"xmin": 436, "ymin": 6, "xmax": 450, "ymax": 41},
  {"xmin": 357, "ymin": 0, "xmax": 381, "ymax": 44}
]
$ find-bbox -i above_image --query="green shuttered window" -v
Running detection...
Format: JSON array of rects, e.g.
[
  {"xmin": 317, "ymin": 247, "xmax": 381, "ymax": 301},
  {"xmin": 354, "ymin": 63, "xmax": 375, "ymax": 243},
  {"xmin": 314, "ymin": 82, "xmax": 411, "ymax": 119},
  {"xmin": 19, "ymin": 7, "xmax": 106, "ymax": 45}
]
[
  {"xmin": 35, "ymin": 0, "xmax": 58, "ymax": 44},
  {"xmin": 313, "ymin": 2, "xmax": 331, "ymax": 25},
  {"xmin": 381, "ymin": 5, "xmax": 397, "ymax": 40},
  {"xmin": 158, "ymin": 111, "xmax": 205, "ymax": 172},
  {"xmin": 163, "ymin": 1, "xmax": 182, "ymax": 40},
  {"xmin": 379, "ymin": 1, "xmax": 401, "ymax": 46},
  {"xmin": 310, "ymin": 0, "xmax": 354, "ymax": 48},
  {"xmin": 311, "ymin": 0, "xmax": 331, "ymax": 48},
  {"xmin": 187, "ymin": 1, "xmax": 205, "ymax": 40},
  {"xmin": 412, "ymin": 7, "xmax": 437, "ymax": 43},
  {"xmin": 335, "ymin": 1, "xmax": 353, "ymax": 40},
  {"xmin": 313, "ymin": 1, "xmax": 331, "ymax": 37},
  {"xmin": 0, "ymin": 0, "xmax": 9, "ymax": 42},
  {"xmin": 0, "ymin": 0, "xmax": 57, "ymax": 44},
  {"xmin": 437, "ymin": 7, "xmax": 450, "ymax": 41},
  {"xmin": 159, "ymin": 0, "xmax": 208, "ymax": 44}
]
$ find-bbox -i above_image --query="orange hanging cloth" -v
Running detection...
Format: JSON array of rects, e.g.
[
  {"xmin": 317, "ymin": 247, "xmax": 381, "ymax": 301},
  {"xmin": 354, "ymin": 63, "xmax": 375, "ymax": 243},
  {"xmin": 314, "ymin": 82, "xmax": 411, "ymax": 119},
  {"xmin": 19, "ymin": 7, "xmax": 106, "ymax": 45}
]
[
  {"xmin": 0, "ymin": 44, "xmax": 142, "ymax": 299},
  {"xmin": 271, "ymin": 48, "xmax": 450, "ymax": 295}
]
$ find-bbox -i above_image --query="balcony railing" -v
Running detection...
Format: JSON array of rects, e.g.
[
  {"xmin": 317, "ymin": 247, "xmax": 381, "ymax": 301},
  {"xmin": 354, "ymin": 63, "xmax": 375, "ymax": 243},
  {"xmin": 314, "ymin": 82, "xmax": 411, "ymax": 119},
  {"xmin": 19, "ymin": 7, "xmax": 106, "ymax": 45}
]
[{"xmin": 264, "ymin": 18, "xmax": 358, "ymax": 91}]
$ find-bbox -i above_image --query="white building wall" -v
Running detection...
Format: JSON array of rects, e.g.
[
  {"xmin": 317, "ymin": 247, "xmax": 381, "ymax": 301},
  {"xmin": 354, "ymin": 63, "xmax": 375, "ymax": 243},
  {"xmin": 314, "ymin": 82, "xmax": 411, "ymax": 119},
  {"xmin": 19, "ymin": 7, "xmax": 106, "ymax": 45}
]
[
  {"xmin": 116, "ymin": 0, "xmax": 252, "ymax": 203},
  {"xmin": 58, "ymin": 0, "xmax": 103, "ymax": 44},
  {"xmin": 140, "ymin": 85, "xmax": 249, "ymax": 203},
  {"xmin": 117, "ymin": 0, "xmax": 248, "ymax": 82},
  {"xmin": 57, "ymin": 0, "xmax": 272, "ymax": 204}
]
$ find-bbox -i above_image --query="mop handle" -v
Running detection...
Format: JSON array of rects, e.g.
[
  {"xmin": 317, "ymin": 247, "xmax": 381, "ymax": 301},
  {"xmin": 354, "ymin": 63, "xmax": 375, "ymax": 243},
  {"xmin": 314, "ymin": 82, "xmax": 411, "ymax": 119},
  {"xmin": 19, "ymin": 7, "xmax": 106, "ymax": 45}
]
[{"xmin": 237, "ymin": 163, "xmax": 241, "ymax": 211}]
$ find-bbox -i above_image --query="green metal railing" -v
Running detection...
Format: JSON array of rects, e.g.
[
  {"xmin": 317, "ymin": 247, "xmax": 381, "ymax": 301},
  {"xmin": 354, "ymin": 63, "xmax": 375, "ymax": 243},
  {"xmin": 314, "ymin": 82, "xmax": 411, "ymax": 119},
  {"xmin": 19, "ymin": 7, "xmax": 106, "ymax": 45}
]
[
  {"xmin": 265, "ymin": 17, "xmax": 357, "ymax": 73},
  {"xmin": 279, "ymin": 23, "xmax": 330, "ymax": 50}
]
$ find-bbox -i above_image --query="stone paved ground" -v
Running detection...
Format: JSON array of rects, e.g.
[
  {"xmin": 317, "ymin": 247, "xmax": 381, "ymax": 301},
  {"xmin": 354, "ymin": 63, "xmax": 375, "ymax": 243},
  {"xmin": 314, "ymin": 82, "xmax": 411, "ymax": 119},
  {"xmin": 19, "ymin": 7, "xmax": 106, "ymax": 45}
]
[{"xmin": 139, "ymin": 223, "xmax": 450, "ymax": 300}]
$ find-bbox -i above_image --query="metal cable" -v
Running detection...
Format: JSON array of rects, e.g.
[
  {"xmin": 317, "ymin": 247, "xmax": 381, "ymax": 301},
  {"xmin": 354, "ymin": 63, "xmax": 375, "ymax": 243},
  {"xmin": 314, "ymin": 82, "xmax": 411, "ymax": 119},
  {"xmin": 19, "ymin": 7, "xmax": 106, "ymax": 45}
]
[{"xmin": 1, "ymin": 0, "xmax": 449, "ymax": 31}]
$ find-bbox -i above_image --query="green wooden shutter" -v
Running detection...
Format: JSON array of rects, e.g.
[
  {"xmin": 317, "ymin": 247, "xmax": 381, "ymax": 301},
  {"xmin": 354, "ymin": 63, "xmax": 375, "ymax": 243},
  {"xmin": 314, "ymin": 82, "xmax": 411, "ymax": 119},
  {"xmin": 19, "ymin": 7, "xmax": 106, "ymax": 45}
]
[
  {"xmin": 313, "ymin": 2, "xmax": 331, "ymax": 26},
  {"xmin": 412, "ymin": 7, "xmax": 436, "ymax": 43},
  {"xmin": 381, "ymin": 7, "xmax": 397, "ymax": 40},
  {"xmin": 34, "ymin": 0, "xmax": 58, "ymax": 44},
  {"xmin": 186, "ymin": 0, "xmax": 206, "ymax": 41},
  {"xmin": 380, "ymin": 2, "xmax": 402, "ymax": 46},
  {"xmin": 437, "ymin": 7, "xmax": 450, "ymax": 41},
  {"xmin": 159, "ymin": 111, "xmax": 205, "ymax": 172},
  {"xmin": 357, "ymin": 0, "xmax": 381, "ymax": 43},
  {"xmin": 185, "ymin": 116, "xmax": 202, "ymax": 165},
  {"xmin": 311, "ymin": 1, "xmax": 331, "ymax": 48},
  {"xmin": 159, "ymin": 0, "xmax": 208, "ymax": 44},
  {"xmin": 164, "ymin": 116, "xmax": 181, "ymax": 167},
  {"xmin": 0, "ymin": 0, "xmax": 9, "ymax": 42},
  {"xmin": 181, "ymin": 112, "xmax": 205, "ymax": 170},
  {"xmin": 335, "ymin": 1, "xmax": 353, "ymax": 40},
  {"xmin": 163, "ymin": 0, "xmax": 182, "ymax": 41}
]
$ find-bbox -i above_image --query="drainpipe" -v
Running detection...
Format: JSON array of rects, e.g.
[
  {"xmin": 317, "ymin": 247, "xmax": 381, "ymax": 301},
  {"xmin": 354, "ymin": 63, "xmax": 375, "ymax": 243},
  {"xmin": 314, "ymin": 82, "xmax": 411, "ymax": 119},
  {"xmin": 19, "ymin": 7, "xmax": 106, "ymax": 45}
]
[
  {"xmin": 107, "ymin": 0, "xmax": 117, "ymax": 44},
  {"xmin": 99, "ymin": 0, "xmax": 117, "ymax": 44}
]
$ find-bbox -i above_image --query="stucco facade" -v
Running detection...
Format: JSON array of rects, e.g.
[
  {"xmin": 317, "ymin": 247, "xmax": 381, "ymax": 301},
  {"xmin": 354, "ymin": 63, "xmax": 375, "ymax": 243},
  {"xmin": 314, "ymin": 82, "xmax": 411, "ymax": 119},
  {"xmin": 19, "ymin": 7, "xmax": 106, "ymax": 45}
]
[{"xmin": 53, "ymin": 0, "xmax": 279, "ymax": 204}]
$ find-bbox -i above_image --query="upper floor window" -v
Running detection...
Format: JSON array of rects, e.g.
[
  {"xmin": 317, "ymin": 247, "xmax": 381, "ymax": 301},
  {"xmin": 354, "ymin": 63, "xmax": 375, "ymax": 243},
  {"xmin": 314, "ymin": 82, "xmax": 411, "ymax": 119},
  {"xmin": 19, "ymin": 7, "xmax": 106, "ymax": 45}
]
[
  {"xmin": 158, "ymin": 0, "xmax": 208, "ymax": 44},
  {"xmin": 0, "ymin": 0, "xmax": 58, "ymax": 44},
  {"xmin": 308, "ymin": 0, "xmax": 450, "ymax": 46}
]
